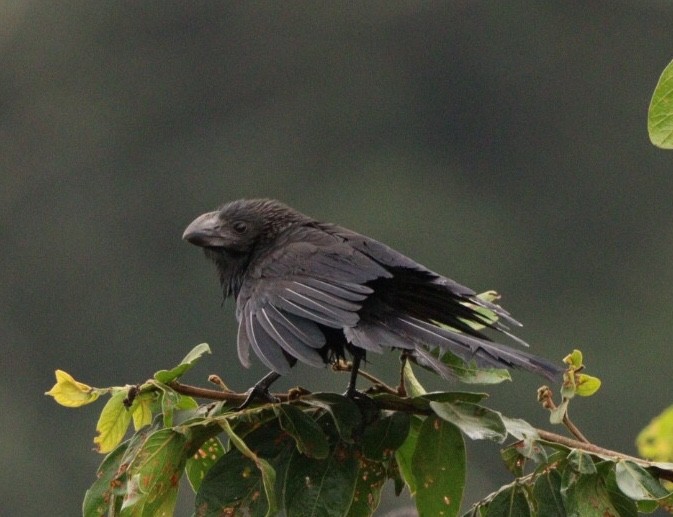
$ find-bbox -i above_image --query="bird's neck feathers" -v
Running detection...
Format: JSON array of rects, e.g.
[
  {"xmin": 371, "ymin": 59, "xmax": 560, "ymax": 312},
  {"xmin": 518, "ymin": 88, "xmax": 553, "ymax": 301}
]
[{"xmin": 205, "ymin": 248, "xmax": 250, "ymax": 299}]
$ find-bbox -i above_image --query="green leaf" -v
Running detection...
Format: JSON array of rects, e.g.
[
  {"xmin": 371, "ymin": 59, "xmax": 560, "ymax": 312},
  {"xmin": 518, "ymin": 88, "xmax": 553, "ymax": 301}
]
[
  {"xmin": 605, "ymin": 465, "xmax": 639, "ymax": 517},
  {"xmin": 438, "ymin": 350, "xmax": 512, "ymax": 385},
  {"xmin": 403, "ymin": 360, "xmax": 427, "ymax": 397},
  {"xmin": 185, "ymin": 436, "xmax": 225, "ymax": 493},
  {"xmin": 500, "ymin": 417, "xmax": 543, "ymax": 465},
  {"xmin": 94, "ymin": 389, "xmax": 133, "ymax": 453},
  {"xmin": 561, "ymin": 462, "xmax": 629, "ymax": 517},
  {"xmin": 637, "ymin": 499, "xmax": 660, "ymax": 513},
  {"xmin": 484, "ymin": 485, "xmax": 531, "ymax": 516},
  {"xmin": 85, "ymin": 419, "xmax": 164, "ymax": 516},
  {"xmin": 564, "ymin": 349, "xmax": 583, "ymax": 368},
  {"xmin": 195, "ymin": 420, "xmax": 294, "ymax": 517},
  {"xmin": 648, "ymin": 58, "xmax": 673, "ymax": 148},
  {"xmin": 130, "ymin": 392, "xmax": 156, "ymax": 431},
  {"xmin": 614, "ymin": 460, "xmax": 669, "ymax": 500},
  {"xmin": 500, "ymin": 416, "xmax": 538, "ymax": 441},
  {"xmin": 276, "ymin": 403, "xmax": 329, "ymax": 459},
  {"xmin": 420, "ymin": 391, "xmax": 489, "ymax": 405},
  {"xmin": 575, "ymin": 374, "xmax": 601, "ymax": 397},
  {"xmin": 347, "ymin": 457, "xmax": 387, "ymax": 517},
  {"xmin": 82, "ymin": 440, "xmax": 129, "ymax": 517},
  {"xmin": 361, "ymin": 411, "xmax": 411, "ymax": 461},
  {"xmin": 532, "ymin": 469, "xmax": 565, "ymax": 517},
  {"xmin": 429, "ymin": 401, "xmax": 507, "ymax": 442},
  {"xmin": 566, "ymin": 449, "xmax": 597, "ymax": 474},
  {"xmin": 412, "ymin": 416, "xmax": 465, "ymax": 517},
  {"xmin": 158, "ymin": 383, "xmax": 181, "ymax": 428},
  {"xmin": 195, "ymin": 448, "xmax": 269, "ymax": 517},
  {"xmin": 283, "ymin": 442, "xmax": 360, "ymax": 517},
  {"xmin": 220, "ymin": 418, "xmax": 278, "ymax": 516},
  {"xmin": 302, "ymin": 393, "xmax": 362, "ymax": 443},
  {"xmin": 395, "ymin": 415, "xmax": 423, "ymax": 495},
  {"xmin": 500, "ymin": 446, "xmax": 525, "ymax": 477},
  {"xmin": 154, "ymin": 343, "xmax": 211, "ymax": 383},
  {"xmin": 120, "ymin": 428, "xmax": 188, "ymax": 516}
]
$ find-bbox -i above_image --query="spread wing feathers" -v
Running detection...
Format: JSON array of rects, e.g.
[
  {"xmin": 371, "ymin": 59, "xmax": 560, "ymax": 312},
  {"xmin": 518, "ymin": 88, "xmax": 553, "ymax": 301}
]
[
  {"xmin": 235, "ymin": 235, "xmax": 394, "ymax": 372},
  {"xmin": 390, "ymin": 315, "xmax": 560, "ymax": 380},
  {"xmin": 237, "ymin": 275, "xmax": 376, "ymax": 372}
]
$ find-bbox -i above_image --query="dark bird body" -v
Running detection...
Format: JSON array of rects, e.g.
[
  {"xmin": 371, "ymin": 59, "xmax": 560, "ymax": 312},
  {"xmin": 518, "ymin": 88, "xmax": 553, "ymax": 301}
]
[{"xmin": 183, "ymin": 199, "xmax": 561, "ymax": 400}]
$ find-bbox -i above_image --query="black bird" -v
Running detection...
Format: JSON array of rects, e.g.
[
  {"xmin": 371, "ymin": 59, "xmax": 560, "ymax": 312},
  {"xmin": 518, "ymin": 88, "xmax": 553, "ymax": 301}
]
[{"xmin": 183, "ymin": 199, "xmax": 561, "ymax": 403}]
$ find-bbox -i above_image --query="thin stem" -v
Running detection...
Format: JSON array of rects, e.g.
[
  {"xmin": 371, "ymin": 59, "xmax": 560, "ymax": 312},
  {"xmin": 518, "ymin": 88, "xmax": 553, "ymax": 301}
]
[{"xmin": 331, "ymin": 360, "xmax": 399, "ymax": 395}]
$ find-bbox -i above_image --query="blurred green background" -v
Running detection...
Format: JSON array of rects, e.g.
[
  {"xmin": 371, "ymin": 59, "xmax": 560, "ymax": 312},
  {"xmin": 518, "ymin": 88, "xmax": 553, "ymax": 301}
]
[{"xmin": 4, "ymin": 2, "xmax": 673, "ymax": 515}]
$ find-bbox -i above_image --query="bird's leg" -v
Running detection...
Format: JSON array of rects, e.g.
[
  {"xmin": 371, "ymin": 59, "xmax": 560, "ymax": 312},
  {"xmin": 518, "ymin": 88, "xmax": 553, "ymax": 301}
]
[
  {"xmin": 344, "ymin": 349, "xmax": 364, "ymax": 399},
  {"xmin": 238, "ymin": 371, "xmax": 281, "ymax": 410},
  {"xmin": 397, "ymin": 351, "xmax": 409, "ymax": 397}
]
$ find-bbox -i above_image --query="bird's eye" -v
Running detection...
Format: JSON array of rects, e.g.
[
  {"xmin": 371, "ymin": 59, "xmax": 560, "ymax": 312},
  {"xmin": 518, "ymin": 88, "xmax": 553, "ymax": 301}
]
[{"xmin": 232, "ymin": 221, "xmax": 248, "ymax": 234}]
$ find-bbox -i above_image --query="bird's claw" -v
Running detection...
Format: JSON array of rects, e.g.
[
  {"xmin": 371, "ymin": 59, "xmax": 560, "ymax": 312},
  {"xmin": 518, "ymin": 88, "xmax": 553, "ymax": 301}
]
[{"xmin": 237, "ymin": 386, "xmax": 280, "ymax": 410}]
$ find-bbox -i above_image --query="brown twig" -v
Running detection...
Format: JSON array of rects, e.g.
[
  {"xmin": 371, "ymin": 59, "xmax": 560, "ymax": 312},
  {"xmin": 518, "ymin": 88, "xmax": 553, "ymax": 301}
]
[
  {"xmin": 331, "ymin": 360, "xmax": 400, "ymax": 395},
  {"xmin": 537, "ymin": 385, "xmax": 590, "ymax": 443}
]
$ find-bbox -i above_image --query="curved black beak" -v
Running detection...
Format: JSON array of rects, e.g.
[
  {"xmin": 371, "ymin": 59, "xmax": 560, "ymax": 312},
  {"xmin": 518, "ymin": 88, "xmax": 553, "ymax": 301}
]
[{"xmin": 183, "ymin": 211, "xmax": 225, "ymax": 248}]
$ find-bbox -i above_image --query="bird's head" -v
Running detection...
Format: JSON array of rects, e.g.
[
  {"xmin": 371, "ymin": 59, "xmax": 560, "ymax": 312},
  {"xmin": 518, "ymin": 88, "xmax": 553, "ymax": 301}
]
[{"xmin": 183, "ymin": 198, "xmax": 309, "ymax": 296}]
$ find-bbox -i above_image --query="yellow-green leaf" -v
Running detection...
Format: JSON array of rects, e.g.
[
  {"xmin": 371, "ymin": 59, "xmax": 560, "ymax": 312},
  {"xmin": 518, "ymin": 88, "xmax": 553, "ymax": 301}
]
[
  {"xmin": 403, "ymin": 361, "xmax": 427, "ymax": 397},
  {"xmin": 131, "ymin": 393, "xmax": 155, "ymax": 431},
  {"xmin": 94, "ymin": 390, "xmax": 132, "ymax": 453},
  {"xmin": 648, "ymin": 58, "xmax": 673, "ymax": 149},
  {"xmin": 563, "ymin": 349, "xmax": 583, "ymax": 368},
  {"xmin": 45, "ymin": 370, "xmax": 100, "ymax": 407},
  {"xmin": 637, "ymin": 405, "xmax": 673, "ymax": 462},
  {"xmin": 575, "ymin": 374, "xmax": 601, "ymax": 397}
]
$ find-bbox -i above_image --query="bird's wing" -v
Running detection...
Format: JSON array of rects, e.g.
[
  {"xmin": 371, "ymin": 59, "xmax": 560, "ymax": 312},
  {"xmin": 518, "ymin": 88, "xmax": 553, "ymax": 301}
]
[
  {"xmin": 322, "ymin": 223, "xmax": 523, "ymax": 329},
  {"xmin": 235, "ymin": 228, "xmax": 392, "ymax": 373}
]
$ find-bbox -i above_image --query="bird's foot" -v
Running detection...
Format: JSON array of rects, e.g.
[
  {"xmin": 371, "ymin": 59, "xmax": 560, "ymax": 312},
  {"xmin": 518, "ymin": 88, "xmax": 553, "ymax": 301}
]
[
  {"xmin": 343, "ymin": 388, "xmax": 375, "ymax": 409},
  {"xmin": 237, "ymin": 385, "xmax": 280, "ymax": 410}
]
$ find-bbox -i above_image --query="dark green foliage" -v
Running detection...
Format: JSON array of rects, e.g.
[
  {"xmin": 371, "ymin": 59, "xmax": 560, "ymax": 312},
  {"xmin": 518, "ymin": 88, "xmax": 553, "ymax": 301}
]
[{"xmin": 78, "ymin": 346, "xmax": 673, "ymax": 516}]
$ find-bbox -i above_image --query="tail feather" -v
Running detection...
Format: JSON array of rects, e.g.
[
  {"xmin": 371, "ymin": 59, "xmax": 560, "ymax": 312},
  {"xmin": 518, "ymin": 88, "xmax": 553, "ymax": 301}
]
[
  {"xmin": 393, "ymin": 315, "xmax": 562, "ymax": 381},
  {"xmin": 349, "ymin": 313, "xmax": 562, "ymax": 381}
]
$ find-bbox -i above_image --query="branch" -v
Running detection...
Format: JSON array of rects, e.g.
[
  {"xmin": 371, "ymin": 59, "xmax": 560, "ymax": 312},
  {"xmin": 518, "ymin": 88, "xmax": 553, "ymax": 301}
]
[{"xmin": 166, "ymin": 378, "xmax": 673, "ymax": 484}]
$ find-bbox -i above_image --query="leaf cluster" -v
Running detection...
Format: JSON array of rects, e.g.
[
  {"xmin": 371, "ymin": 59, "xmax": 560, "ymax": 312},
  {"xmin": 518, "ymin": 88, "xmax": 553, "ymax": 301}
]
[{"xmin": 47, "ymin": 344, "xmax": 673, "ymax": 516}]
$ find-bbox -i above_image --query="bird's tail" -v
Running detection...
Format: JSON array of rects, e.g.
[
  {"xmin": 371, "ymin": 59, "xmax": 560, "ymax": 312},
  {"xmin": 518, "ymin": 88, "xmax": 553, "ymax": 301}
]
[{"xmin": 348, "ymin": 313, "xmax": 562, "ymax": 381}]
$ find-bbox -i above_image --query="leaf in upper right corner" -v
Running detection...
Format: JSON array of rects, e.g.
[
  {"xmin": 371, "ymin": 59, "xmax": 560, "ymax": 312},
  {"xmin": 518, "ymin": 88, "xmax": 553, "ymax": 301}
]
[
  {"xmin": 649, "ymin": 58, "xmax": 673, "ymax": 149},
  {"xmin": 411, "ymin": 416, "xmax": 465, "ymax": 517}
]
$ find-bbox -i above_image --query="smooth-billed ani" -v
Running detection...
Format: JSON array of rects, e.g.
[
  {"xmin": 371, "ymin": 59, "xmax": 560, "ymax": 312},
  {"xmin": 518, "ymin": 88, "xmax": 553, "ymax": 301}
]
[{"xmin": 183, "ymin": 199, "xmax": 561, "ymax": 403}]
